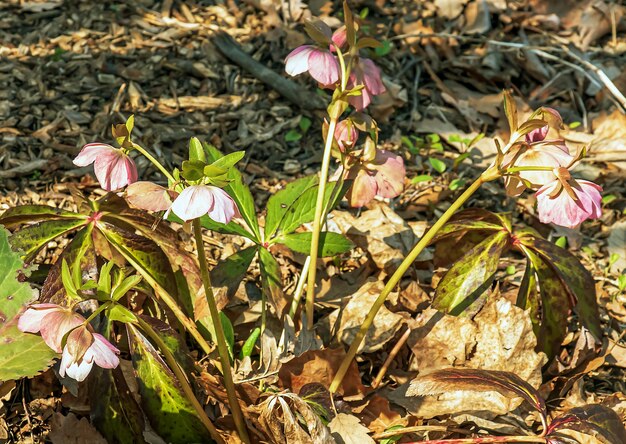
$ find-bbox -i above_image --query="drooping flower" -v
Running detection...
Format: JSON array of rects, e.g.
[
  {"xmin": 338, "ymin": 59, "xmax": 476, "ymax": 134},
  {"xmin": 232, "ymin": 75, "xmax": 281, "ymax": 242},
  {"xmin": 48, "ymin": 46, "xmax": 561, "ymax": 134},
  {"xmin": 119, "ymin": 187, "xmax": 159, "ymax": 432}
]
[
  {"xmin": 170, "ymin": 185, "xmax": 240, "ymax": 224},
  {"xmin": 73, "ymin": 143, "xmax": 138, "ymax": 191},
  {"xmin": 535, "ymin": 167, "xmax": 602, "ymax": 228},
  {"xmin": 126, "ymin": 181, "xmax": 176, "ymax": 212},
  {"xmin": 285, "ymin": 45, "xmax": 340, "ymax": 86},
  {"xmin": 18, "ymin": 304, "xmax": 85, "ymax": 353},
  {"xmin": 346, "ymin": 57, "xmax": 386, "ymax": 111},
  {"xmin": 334, "ymin": 119, "xmax": 358, "ymax": 151},
  {"xmin": 346, "ymin": 150, "xmax": 405, "ymax": 207},
  {"xmin": 59, "ymin": 326, "xmax": 120, "ymax": 382}
]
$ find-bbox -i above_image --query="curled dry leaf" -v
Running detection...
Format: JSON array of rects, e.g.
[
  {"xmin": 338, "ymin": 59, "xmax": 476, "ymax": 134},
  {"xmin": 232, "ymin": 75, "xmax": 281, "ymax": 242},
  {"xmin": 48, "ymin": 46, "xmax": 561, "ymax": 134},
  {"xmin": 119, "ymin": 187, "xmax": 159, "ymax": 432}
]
[
  {"xmin": 402, "ymin": 298, "xmax": 546, "ymax": 418},
  {"xmin": 330, "ymin": 280, "xmax": 407, "ymax": 354},
  {"xmin": 278, "ymin": 348, "xmax": 366, "ymax": 398},
  {"xmin": 257, "ymin": 392, "xmax": 333, "ymax": 444}
]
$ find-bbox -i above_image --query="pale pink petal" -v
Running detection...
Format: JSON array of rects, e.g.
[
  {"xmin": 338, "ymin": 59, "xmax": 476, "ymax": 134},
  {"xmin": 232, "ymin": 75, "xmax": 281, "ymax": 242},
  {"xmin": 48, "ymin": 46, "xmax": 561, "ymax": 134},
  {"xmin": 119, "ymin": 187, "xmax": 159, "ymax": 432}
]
[
  {"xmin": 536, "ymin": 179, "xmax": 603, "ymax": 228},
  {"xmin": 371, "ymin": 150, "xmax": 405, "ymax": 198},
  {"xmin": 60, "ymin": 346, "xmax": 94, "ymax": 382},
  {"xmin": 526, "ymin": 125, "xmax": 549, "ymax": 143},
  {"xmin": 285, "ymin": 46, "xmax": 315, "ymax": 77},
  {"xmin": 94, "ymin": 151, "xmax": 137, "ymax": 191},
  {"xmin": 347, "ymin": 81, "xmax": 373, "ymax": 111},
  {"xmin": 359, "ymin": 58, "xmax": 386, "ymax": 96},
  {"xmin": 91, "ymin": 333, "xmax": 121, "ymax": 369},
  {"xmin": 516, "ymin": 145, "xmax": 573, "ymax": 187},
  {"xmin": 347, "ymin": 169, "xmax": 377, "ymax": 207},
  {"xmin": 39, "ymin": 310, "xmax": 84, "ymax": 353},
  {"xmin": 73, "ymin": 143, "xmax": 116, "ymax": 167},
  {"xmin": 170, "ymin": 185, "xmax": 214, "ymax": 222},
  {"xmin": 206, "ymin": 187, "xmax": 239, "ymax": 224},
  {"xmin": 307, "ymin": 49, "xmax": 340, "ymax": 85},
  {"xmin": 334, "ymin": 120, "xmax": 358, "ymax": 151},
  {"xmin": 331, "ymin": 26, "xmax": 347, "ymax": 51},
  {"xmin": 17, "ymin": 304, "xmax": 61, "ymax": 334},
  {"xmin": 126, "ymin": 181, "xmax": 175, "ymax": 212}
]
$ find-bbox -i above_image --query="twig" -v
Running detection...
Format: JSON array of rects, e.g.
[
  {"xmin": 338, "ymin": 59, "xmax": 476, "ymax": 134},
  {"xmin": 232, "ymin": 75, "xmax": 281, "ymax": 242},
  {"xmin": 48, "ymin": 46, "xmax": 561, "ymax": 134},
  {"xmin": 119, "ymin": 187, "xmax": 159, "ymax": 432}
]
[
  {"xmin": 0, "ymin": 159, "xmax": 49, "ymax": 179},
  {"xmin": 373, "ymin": 426, "xmax": 472, "ymax": 440},
  {"xmin": 372, "ymin": 326, "xmax": 411, "ymax": 388}
]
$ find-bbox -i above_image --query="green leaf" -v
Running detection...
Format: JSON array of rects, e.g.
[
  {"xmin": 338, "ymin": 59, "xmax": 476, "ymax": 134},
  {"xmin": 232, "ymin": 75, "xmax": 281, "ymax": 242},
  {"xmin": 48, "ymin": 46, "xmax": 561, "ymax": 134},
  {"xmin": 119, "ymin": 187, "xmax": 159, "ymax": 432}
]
[
  {"xmin": 205, "ymin": 144, "xmax": 261, "ymax": 239},
  {"xmin": 618, "ymin": 274, "xmax": 626, "ymax": 291},
  {"xmin": 519, "ymin": 247, "xmax": 570, "ymax": 359},
  {"xmin": 299, "ymin": 117, "xmax": 312, "ymax": 133},
  {"xmin": 503, "ymin": 90, "xmax": 518, "ymax": 133},
  {"xmin": 548, "ymin": 404, "xmax": 626, "ymax": 444},
  {"xmin": 40, "ymin": 225, "xmax": 98, "ymax": 305},
  {"xmin": 411, "ymin": 174, "xmax": 433, "ymax": 184},
  {"xmin": 258, "ymin": 247, "xmax": 286, "ymax": 318},
  {"xmin": 210, "ymin": 150, "xmax": 246, "ymax": 171},
  {"xmin": 240, "ymin": 327, "xmax": 261, "ymax": 359},
  {"xmin": 0, "ymin": 228, "xmax": 58, "ymax": 381},
  {"xmin": 519, "ymin": 235, "xmax": 601, "ymax": 339},
  {"xmin": 555, "ymin": 236, "xmax": 567, "ymax": 248},
  {"xmin": 284, "ymin": 129, "xmax": 302, "ymax": 142},
  {"xmin": 428, "ymin": 157, "xmax": 446, "ymax": 173},
  {"xmin": 433, "ymin": 231, "xmax": 509, "ymax": 315},
  {"xmin": 277, "ymin": 183, "xmax": 335, "ymax": 235},
  {"xmin": 0, "ymin": 205, "xmax": 81, "ymax": 227},
  {"xmin": 449, "ymin": 178, "xmax": 466, "ymax": 191},
  {"xmin": 127, "ymin": 324, "xmax": 213, "ymax": 444},
  {"xmin": 407, "ymin": 368, "xmax": 546, "ymax": 419},
  {"xmin": 432, "ymin": 220, "xmax": 503, "ymax": 243},
  {"xmin": 374, "ymin": 40, "xmax": 393, "ymax": 56},
  {"xmin": 265, "ymin": 175, "xmax": 318, "ymax": 238},
  {"xmin": 188, "ymin": 137, "xmax": 206, "ymax": 163},
  {"xmin": 107, "ymin": 304, "xmax": 138, "ymax": 323},
  {"xmin": 138, "ymin": 315, "xmax": 195, "ymax": 373},
  {"xmin": 181, "ymin": 160, "xmax": 206, "ymax": 181},
  {"xmin": 9, "ymin": 219, "xmax": 86, "ymax": 262},
  {"xmin": 220, "ymin": 311, "xmax": 235, "ymax": 361},
  {"xmin": 276, "ymin": 232, "xmax": 354, "ymax": 257}
]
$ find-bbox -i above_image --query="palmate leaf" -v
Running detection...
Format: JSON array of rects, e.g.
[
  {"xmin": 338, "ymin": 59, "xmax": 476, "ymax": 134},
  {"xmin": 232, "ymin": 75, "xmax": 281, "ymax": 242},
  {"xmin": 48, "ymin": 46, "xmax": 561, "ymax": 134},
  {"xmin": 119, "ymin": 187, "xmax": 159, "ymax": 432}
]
[
  {"xmin": 10, "ymin": 218, "xmax": 87, "ymax": 262},
  {"xmin": 433, "ymin": 231, "xmax": 509, "ymax": 315},
  {"xmin": 518, "ymin": 234, "xmax": 601, "ymax": 339},
  {"xmin": 277, "ymin": 182, "xmax": 336, "ymax": 236},
  {"xmin": 127, "ymin": 324, "xmax": 213, "ymax": 444},
  {"xmin": 275, "ymin": 232, "xmax": 355, "ymax": 257},
  {"xmin": 407, "ymin": 368, "xmax": 547, "ymax": 419},
  {"xmin": 547, "ymin": 404, "xmax": 626, "ymax": 444},
  {"xmin": 0, "ymin": 228, "xmax": 57, "ymax": 381},
  {"xmin": 518, "ymin": 248, "xmax": 570, "ymax": 359},
  {"xmin": 0, "ymin": 205, "xmax": 81, "ymax": 227},
  {"xmin": 265, "ymin": 175, "xmax": 318, "ymax": 238},
  {"xmin": 259, "ymin": 247, "xmax": 286, "ymax": 318}
]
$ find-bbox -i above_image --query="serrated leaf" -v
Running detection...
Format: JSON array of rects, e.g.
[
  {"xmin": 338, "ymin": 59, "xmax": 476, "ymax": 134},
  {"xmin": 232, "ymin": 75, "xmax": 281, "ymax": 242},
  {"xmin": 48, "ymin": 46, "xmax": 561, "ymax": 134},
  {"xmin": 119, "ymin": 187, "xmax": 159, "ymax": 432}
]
[
  {"xmin": 278, "ymin": 183, "xmax": 335, "ymax": 235},
  {"xmin": 519, "ymin": 247, "xmax": 570, "ymax": 359},
  {"xmin": 265, "ymin": 175, "xmax": 318, "ymax": 238},
  {"xmin": 519, "ymin": 235, "xmax": 601, "ymax": 339},
  {"xmin": 433, "ymin": 231, "xmax": 509, "ymax": 315},
  {"xmin": 432, "ymin": 220, "xmax": 503, "ymax": 243},
  {"xmin": 210, "ymin": 246, "xmax": 256, "ymax": 301},
  {"xmin": 138, "ymin": 315, "xmax": 194, "ymax": 373},
  {"xmin": 9, "ymin": 219, "xmax": 86, "ymax": 262},
  {"xmin": 209, "ymin": 150, "xmax": 246, "ymax": 171},
  {"xmin": 276, "ymin": 232, "xmax": 354, "ymax": 257},
  {"xmin": 547, "ymin": 405, "xmax": 626, "ymax": 444},
  {"xmin": 407, "ymin": 368, "xmax": 546, "ymax": 418},
  {"xmin": 127, "ymin": 325, "xmax": 213, "ymax": 444},
  {"xmin": 0, "ymin": 205, "xmax": 81, "ymax": 227},
  {"xmin": 205, "ymin": 144, "xmax": 260, "ymax": 239},
  {"xmin": 258, "ymin": 247, "xmax": 285, "ymax": 318},
  {"xmin": 0, "ymin": 228, "xmax": 58, "ymax": 381}
]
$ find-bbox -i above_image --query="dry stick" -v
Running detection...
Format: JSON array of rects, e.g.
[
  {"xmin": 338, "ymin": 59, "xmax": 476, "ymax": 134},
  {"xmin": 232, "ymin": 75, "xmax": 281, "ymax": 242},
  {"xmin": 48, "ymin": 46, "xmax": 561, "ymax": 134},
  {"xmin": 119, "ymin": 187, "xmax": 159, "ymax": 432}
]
[
  {"xmin": 372, "ymin": 325, "xmax": 411, "ymax": 388},
  {"xmin": 305, "ymin": 117, "xmax": 338, "ymax": 329},
  {"xmin": 372, "ymin": 426, "xmax": 472, "ymax": 440},
  {"xmin": 406, "ymin": 436, "xmax": 546, "ymax": 444},
  {"xmin": 135, "ymin": 318, "xmax": 225, "ymax": 444},
  {"xmin": 329, "ymin": 172, "xmax": 494, "ymax": 393},
  {"xmin": 192, "ymin": 220, "xmax": 250, "ymax": 444},
  {"xmin": 211, "ymin": 31, "xmax": 326, "ymax": 111}
]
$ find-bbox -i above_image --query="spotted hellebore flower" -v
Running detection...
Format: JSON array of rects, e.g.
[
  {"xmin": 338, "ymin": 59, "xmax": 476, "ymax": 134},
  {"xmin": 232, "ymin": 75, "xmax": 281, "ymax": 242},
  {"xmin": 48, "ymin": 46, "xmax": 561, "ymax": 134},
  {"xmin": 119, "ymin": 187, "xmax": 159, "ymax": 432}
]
[
  {"xmin": 59, "ymin": 326, "xmax": 120, "ymax": 382},
  {"xmin": 346, "ymin": 150, "xmax": 405, "ymax": 207},
  {"xmin": 170, "ymin": 185, "xmax": 240, "ymax": 224},
  {"xmin": 285, "ymin": 45, "xmax": 340, "ymax": 86},
  {"xmin": 535, "ymin": 167, "xmax": 602, "ymax": 228},
  {"xmin": 73, "ymin": 143, "xmax": 138, "ymax": 191},
  {"xmin": 346, "ymin": 57, "xmax": 386, "ymax": 111}
]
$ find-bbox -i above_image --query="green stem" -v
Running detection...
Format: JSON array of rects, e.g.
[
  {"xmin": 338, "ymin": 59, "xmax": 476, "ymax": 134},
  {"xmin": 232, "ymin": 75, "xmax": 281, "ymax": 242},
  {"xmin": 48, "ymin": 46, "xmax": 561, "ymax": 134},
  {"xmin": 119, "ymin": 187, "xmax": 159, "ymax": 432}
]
[
  {"xmin": 305, "ymin": 117, "xmax": 338, "ymax": 329},
  {"xmin": 504, "ymin": 166, "xmax": 555, "ymax": 174},
  {"xmin": 289, "ymin": 256, "xmax": 311, "ymax": 319},
  {"xmin": 329, "ymin": 174, "xmax": 488, "ymax": 393},
  {"xmin": 132, "ymin": 143, "xmax": 176, "ymax": 184},
  {"xmin": 135, "ymin": 317, "xmax": 224, "ymax": 444},
  {"xmin": 406, "ymin": 436, "xmax": 546, "ymax": 444},
  {"xmin": 192, "ymin": 220, "xmax": 250, "ymax": 444}
]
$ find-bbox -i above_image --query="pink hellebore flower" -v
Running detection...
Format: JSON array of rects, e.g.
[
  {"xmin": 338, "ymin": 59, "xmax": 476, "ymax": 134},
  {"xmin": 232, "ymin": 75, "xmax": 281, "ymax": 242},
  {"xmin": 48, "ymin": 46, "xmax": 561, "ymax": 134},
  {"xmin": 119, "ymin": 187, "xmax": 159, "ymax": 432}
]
[
  {"xmin": 74, "ymin": 143, "xmax": 138, "ymax": 191},
  {"xmin": 334, "ymin": 119, "xmax": 358, "ymax": 151},
  {"xmin": 285, "ymin": 45, "xmax": 340, "ymax": 86},
  {"xmin": 535, "ymin": 167, "xmax": 602, "ymax": 228},
  {"xmin": 170, "ymin": 185, "xmax": 240, "ymax": 224},
  {"xmin": 126, "ymin": 181, "xmax": 175, "ymax": 212},
  {"xmin": 59, "ymin": 326, "xmax": 120, "ymax": 382},
  {"xmin": 18, "ymin": 304, "xmax": 85, "ymax": 353},
  {"xmin": 347, "ymin": 150, "xmax": 405, "ymax": 207},
  {"xmin": 347, "ymin": 57, "xmax": 386, "ymax": 111}
]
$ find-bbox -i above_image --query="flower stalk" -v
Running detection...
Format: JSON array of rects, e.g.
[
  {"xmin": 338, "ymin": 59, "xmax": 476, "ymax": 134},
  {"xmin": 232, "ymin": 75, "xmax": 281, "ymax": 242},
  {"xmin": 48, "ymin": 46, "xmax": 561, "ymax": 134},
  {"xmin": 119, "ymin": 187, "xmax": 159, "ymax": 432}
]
[{"xmin": 192, "ymin": 219, "xmax": 250, "ymax": 444}]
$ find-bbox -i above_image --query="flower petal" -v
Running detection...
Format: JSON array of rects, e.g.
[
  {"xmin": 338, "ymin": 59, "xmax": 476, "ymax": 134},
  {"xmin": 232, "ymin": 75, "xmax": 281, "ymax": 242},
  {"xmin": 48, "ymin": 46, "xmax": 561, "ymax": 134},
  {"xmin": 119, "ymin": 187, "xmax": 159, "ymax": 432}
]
[
  {"xmin": 94, "ymin": 151, "xmax": 138, "ymax": 191},
  {"xmin": 170, "ymin": 185, "xmax": 215, "ymax": 222},
  {"xmin": 347, "ymin": 169, "xmax": 377, "ymax": 207},
  {"xmin": 285, "ymin": 46, "xmax": 315, "ymax": 77},
  {"xmin": 359, "ymin": 58, "xmax": 386, "ymax": 96},
  {"xmin": 371, "ymin": 150, "xmax": 405, "ymax": 198},
  {"xmin": 17, "ymin": 304, "xmax": 61, "ymax": 334},
  {"xmin": 206, "ymin": 187, "xmax": 239, "ymax": 224},
  {"xmin": 536, "ymin": 179, "xmax": 603, "ymax": 228},
  {"xmin": 307, "ymin": 49, "xmax": 340, "ymax": 85},
  {"xmin": 126, "ymin": 181, "xmax": 175, "ymax": 212},
  {"xmin": 73, "ymin": 143, "xmax": 116, "ymax": 167},
  {"xmin": 39, "ymin": 309, "xmax": 84, "ymax": 353},
  {"xmin": 91, "ymin": 333, "xmax": 121, "ymax": 369}
]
